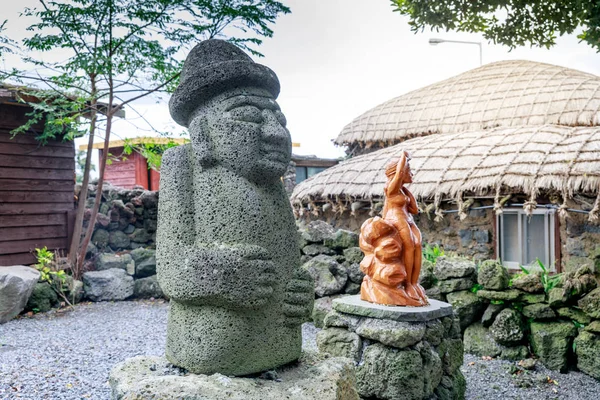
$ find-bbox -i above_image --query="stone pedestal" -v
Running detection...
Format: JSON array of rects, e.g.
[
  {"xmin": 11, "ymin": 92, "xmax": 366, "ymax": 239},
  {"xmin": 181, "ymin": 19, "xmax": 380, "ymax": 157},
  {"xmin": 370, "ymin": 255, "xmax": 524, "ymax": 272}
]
[
  {"xmin": 109, "ymin": 354, "xmax": 359, "ymax": 400},
  {"xmin": 317, "ymin": 295, "xmax": 465, "ymax": 400}
]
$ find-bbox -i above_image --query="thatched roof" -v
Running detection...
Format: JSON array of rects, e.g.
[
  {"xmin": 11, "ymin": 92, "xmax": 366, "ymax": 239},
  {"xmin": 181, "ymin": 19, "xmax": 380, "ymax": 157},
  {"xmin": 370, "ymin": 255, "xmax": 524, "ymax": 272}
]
[
  {"xmin": 335, "ymin": 60, "xmax": 600, "ymax": 150},
  {"xmin": 292, "ymin": 124, "xmax": 600, "ymax": 222}
]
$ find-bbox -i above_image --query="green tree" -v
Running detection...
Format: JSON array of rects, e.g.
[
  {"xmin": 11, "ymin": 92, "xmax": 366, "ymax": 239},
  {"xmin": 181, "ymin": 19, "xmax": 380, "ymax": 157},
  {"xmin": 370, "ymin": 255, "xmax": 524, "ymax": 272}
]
[
  {"xmin": 1, "ymin": 0, "xmax": 289, "ymax": 276},
  {"xmin": 75, "ymin": 150, "xmax": 95, "ymax": 184},
  {"xmin": 391, "ymin": 0, "xmax": 600, "ymax": 52}
]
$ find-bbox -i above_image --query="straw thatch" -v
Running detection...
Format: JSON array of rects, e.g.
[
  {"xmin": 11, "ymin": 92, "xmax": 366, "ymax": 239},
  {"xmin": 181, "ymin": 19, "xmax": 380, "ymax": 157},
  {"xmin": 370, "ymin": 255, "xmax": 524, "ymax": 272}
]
[
  {"xmin": 292, "ymin": 124, "xmax": 600, "ymax": 222},
  {"xmin": 335, "ymin": 60, "xmax": 600, "ymax": 150}
]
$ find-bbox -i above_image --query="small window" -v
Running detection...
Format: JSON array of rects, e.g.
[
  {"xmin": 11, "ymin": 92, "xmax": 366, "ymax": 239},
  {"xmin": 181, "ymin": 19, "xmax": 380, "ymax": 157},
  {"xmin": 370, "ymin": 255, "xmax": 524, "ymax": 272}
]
[
  {"xmin": 295, "ymin": 166, "xmax": 307, "ymax": 183},
  {"xmin": 307, "ymin": 166, "xmax": 326, "ymax": 177},
  {"xmin": 496, "ymin": 208, "xmax": 556, "ymax": 271}
]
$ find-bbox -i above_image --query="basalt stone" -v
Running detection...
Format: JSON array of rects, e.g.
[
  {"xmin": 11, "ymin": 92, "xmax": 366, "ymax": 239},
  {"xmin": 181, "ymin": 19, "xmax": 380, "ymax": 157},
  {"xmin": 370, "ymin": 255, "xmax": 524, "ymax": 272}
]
[
  {"xmin": 477, "ymin": 259, "xmax": 508, "ymax": 290},
  {"xmin": 323, "ymin": 310, "xmax": 362, "ymax": 331},
  {"xmin": 130, "ymin": 228, "xmax": 153, "ymax": 244},
  {"xmin": 134, "ymin": 275, "xmax": 164, "ymax": 299},
  {"xmin": 477, "ymin": 289, "xmax": 522, "ymax": 302},
  {"xmin": 301, "ymin": 220, "xmax": 336, "ymax": 243},
  {"xmin": 458, "ymin": 229, "xmax": 472, "ymax": 247},
  {"xmin": 490, "ymin": 309, "xmax": 524, "ymax": 345},
  {"xmin": 500, "ymin": 345, "xmax": 530, "ymax": 361},
  {"xmin": 522, "ymin": 303, "xmax": 556, "ymax": 320},
  {"xmin": 92, "ymin": 228, "xmax": 110, "ymax": 248},
  {"xmin": 530, "ymin": 321, "xmax": 577, "ymax": 372},
  {"xmin": 343, "ymin": 247, "xmax": 364, "ymax": 264},
  {"xmin": 316, "ymin": 328, "xmax": 362, "ymax": 361},
  {"xmin": 324, "ymin": 229, "xmax": 359, "ymax": 249},
  {"xmin": 135, "ymin": 256, "xmax": 157, "ymax": 278},
  {"xmin": 302, "ymin": 255, "xmax": 347, "ymax": 297},
  {"xmin": 520, "ymin": 293, "xmax": 546, "ymax": 304},
  {"xmin": 547, "ymin": 287, "xmax": 569, "ymax": 307},
  {"xmin": 25, "ymin": 282, "xmax": 58, "ymax": 313},
  {"xmin": 437, "ymin": 338, "xmax": 464, "ymax": 375},
  {"xmin": 109, "ymin": 354, "xmax": 359, "ymax": 400},
  {"xmin": 474, "ymin": 230, "xmax": 490, "ymax": 244},
  {"xmin": 434, "ymin": 256, "xmax": 476, "ymax": 280},
  {"xmin": 313, "ymin": 296, "xmax": 339, "ymax": 328},
  {"xmin": 419, "ymin": 259, "xmax": 436, "ymax": 290},
  {"xmin": 446, "ymin": 290, "xmax": 485, "ymax": 330},
  {"xmin": 425, "ymin": 286, "xmax": 444, "ymax": 301},
  {"xmin": 435, "ymin": 371, "xmax": 466, "ymax": 400},
  {"xmin": 555, "ymin": 306, "xmax": 591, "ymax": 324},
  {"xmin": 578, "ymin": 287, "xmax": 600, "ymax": 318},
  {"xmin": 356, "ymin": 343, "xmax": 424, "ymax": 400},
  {"xmin": 424, "ymin": 319, "xmax": 445, "ymax": 346},
  {"xmin": 481, "ymin": 303, "xmax": 506, "ymax": 327},
  {"xmin": 83, "ymin": 268, "xmax": 134, "ymax": 302},
  {"xmin": 344, "ymin": 262, "xmax": 364, "ymax": 284},
  {"xmin": 96, "ymin": 253, "xmax": 134, "ymax": 274},
  {"xmin": 157, "ymin": 40, "xmax": 313, "ymax": 376},
  {"xmin": 584, "ymin": 320, "xmax": 600, "ymax": 334},
  {"xmin": 418, "ymin": 342, "xmax": 443, "ymax": 398},
  {"xmin": 463, "ymin": 323, "xmax": 502, "ymax": 357},
  {"xmin": 343, "ymin": 281, "xmax": 361, "ymax": 295},
  {"xmin": 0, "ymin": 266, "xmax": 39, "ymax": 323},
  {"xmin": 109, "ymin": 231, "xmax": 131, "ymax": 251},
  {"xmin": 575, "ymin": 331, "xmax": 600, "ymax": 380},
  {"xmin": 437, "ymin": 277, "xmax": 475, "ymax": 294},
  {"xmin": 95, "ymin": 212, "xmax": 111, "ymax": 228},
  {"xmin": 302, "ymin": 244, "xmax": 335, "ymax": 256},
  {"xmin": 355, "ymin": 317, "xmax": 426, "ymax": 349},
  {"xmin": 333, "ymin": 296, "xmax": 453, "ymax": 322}
]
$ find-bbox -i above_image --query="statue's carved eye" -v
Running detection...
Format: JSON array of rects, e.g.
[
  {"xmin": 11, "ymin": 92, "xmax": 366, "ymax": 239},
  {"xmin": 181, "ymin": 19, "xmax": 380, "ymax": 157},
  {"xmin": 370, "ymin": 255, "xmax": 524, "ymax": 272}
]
[
  {"xmin": 274, "ymin": 110, "xmax": 287, "ymax": 127},
  {"xmin": 228, "ymin": 105, "xmax": 263, "ymax": 123}
]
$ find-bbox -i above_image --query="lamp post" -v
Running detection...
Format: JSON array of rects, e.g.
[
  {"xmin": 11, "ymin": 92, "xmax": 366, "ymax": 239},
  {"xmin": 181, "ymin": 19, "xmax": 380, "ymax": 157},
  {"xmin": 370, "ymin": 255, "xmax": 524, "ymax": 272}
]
[{"xmin": 429, "ymin": 38, "xmax": 482, "ymax": 66}]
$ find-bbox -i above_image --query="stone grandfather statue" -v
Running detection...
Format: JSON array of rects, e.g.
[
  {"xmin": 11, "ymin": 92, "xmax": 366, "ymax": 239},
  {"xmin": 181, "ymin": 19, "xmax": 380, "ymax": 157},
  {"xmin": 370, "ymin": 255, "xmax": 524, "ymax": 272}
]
[
  {"xmin": 359, "ymin": 151, "xmax": 428, "ymax": 306},
  {"xmin": 156, "ymin": 40, "xmax": 314, "ymax": 376}
]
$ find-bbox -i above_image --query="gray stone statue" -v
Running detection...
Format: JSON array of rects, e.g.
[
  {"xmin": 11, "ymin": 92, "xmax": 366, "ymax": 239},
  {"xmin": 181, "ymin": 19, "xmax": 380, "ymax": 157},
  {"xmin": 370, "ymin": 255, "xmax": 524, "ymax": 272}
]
[{"xmin": 156, "ymin": 40, "xmax": 314, "ymax": 376}]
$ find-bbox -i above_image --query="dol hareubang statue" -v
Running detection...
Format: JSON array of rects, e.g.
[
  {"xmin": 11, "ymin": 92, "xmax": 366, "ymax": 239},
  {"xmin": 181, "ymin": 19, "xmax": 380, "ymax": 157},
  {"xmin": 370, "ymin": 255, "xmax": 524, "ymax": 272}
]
[
  {"xmin": 156, "ymin": 40, "xmax": 314, "ymax": 376},
  {"xmin": 359, "ymin": 151, "xmax": 428, "ymax": 306}
]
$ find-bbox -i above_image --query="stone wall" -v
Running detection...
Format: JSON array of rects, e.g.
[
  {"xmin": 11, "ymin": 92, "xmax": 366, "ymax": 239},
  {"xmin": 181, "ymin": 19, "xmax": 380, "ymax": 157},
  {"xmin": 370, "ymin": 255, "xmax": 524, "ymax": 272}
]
[
  {"xmin": 301, "ymin": 220, "xmax": 600, "ymax": 381},
  {"xmin": 79, "ymin": 183, "xmax": 163, "ymax": 302}
]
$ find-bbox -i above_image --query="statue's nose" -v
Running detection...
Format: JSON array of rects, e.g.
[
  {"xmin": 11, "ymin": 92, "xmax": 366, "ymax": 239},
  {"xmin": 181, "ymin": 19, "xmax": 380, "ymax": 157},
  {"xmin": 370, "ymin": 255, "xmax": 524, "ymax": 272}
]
[{"xmin": 261, "ymin": 110, "xmax": 289, "ymax": 145}]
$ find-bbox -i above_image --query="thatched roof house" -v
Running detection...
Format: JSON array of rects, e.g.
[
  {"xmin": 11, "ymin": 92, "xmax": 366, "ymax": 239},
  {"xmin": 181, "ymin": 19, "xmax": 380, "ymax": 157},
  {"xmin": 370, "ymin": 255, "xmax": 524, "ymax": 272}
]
[
  {"xmin": 292, "ymin": 60, "xmax": 600, "ymax": 272},
  {"xmin": 335, "ymin": 60, "xmax": 600, "ymax": 156}
]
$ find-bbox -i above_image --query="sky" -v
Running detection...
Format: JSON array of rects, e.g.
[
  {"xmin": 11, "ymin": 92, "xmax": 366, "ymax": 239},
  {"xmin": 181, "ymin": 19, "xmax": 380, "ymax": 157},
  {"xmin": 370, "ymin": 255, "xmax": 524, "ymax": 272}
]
[{"xmin": 2, "ymin": 0, "xmax": 600, "ymax": 162}]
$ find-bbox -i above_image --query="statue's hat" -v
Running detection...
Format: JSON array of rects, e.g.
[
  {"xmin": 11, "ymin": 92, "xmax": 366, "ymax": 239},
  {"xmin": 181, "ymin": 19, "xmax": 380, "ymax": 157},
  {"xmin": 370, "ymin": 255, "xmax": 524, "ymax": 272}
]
[{"xmin": 169, "ymin": 39, "xmax": 280, "ymax": 127}]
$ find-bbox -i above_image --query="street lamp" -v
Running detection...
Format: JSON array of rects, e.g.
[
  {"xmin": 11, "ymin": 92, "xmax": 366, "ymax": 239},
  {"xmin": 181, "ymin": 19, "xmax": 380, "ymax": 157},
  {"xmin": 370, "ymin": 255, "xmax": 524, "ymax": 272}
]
[{"xmin": 429, "ymin": 38, "xmax": 482, "ymax": 66}]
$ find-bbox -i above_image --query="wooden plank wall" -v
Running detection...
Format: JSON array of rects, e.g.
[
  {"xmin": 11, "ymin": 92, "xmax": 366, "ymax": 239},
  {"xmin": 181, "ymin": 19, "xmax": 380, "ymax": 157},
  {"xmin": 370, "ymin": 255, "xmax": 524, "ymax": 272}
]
[
  {"xmin": 0, "ymin": 103, "xmax": 75, "ymax": 266},
  {"xmin": 100, "ymin": 147, "xmax": 149, "ymax": 189}
]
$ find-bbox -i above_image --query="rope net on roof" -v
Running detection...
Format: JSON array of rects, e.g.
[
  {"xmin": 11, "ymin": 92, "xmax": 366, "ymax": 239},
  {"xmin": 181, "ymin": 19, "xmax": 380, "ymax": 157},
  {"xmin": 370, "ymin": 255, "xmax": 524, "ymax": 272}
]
[
  {"xmin": 292, "ymin": 124, "xmax": 600, "ymax": 222},
  {"xmin": 335, "ymin": 60, "xmax": 600, "ymax": 148}
]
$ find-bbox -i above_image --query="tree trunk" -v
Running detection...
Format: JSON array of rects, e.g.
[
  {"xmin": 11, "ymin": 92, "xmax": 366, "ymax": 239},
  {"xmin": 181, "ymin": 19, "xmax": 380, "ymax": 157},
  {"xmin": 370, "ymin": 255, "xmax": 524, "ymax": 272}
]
[{"xmin": 67, "ymin": 80, "xmax": 97, "ymax": 279}]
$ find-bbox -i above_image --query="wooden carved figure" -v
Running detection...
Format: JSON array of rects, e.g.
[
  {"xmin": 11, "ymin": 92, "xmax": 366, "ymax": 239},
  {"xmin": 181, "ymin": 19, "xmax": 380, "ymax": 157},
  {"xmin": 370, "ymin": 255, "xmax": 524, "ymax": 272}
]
[{"xmin": 359, "ymin": 151, "xmax": 428, "ymax": 306}]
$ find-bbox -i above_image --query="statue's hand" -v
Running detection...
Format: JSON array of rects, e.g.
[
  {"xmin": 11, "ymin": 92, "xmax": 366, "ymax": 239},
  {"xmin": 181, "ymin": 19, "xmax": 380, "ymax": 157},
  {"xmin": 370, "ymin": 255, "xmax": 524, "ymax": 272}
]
[
  {"xmin": 282, "ymin": 268, "xmax": 315, "ymax": 327},
  {"xmin": 223, "ymin": 244, "xmax": 278, "ymax": 309}
]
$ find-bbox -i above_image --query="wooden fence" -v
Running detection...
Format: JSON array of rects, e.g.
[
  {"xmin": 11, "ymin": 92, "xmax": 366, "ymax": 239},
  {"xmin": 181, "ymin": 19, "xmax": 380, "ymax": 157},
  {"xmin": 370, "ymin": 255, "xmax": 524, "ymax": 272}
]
[{"xmin": 0, "ymin": 103, "xmax": 75, "ymax": 266}]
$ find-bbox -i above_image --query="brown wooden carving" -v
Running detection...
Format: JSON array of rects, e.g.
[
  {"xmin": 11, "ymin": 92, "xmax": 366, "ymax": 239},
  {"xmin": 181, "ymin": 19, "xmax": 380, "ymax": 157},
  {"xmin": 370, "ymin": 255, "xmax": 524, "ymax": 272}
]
[{"xmin": 359, "ymin": 151, "xmax": 429, "ymax": 306}]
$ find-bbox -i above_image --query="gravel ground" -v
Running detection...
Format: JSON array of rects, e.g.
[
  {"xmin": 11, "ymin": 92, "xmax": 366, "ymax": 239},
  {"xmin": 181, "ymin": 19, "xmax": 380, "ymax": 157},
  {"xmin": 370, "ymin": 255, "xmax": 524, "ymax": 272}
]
[{"xmin": 1, "ymin": 301, "xmax": 599, "ymax": 400}]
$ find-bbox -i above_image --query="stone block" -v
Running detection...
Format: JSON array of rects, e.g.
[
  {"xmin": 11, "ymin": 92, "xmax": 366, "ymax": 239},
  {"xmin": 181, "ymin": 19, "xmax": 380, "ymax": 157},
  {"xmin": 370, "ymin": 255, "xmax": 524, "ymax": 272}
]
[
  {"xmin": 477, "ymin": 259, "xmax": 508, "ymax": 290},
  {"xmin": 302, "ymin": 244, "xmax": 335, "ymax": 256},
  {"xmin": 333, "ymin": 295, "xmax": 453, "ymax": 322},
  {"xmin": 108, "ymin": 231, "xmax": 131, "ymax": 250},
  {"xmin": 343, "ymin": 247, "xmax": 364, "ymax": 264},
  {"xmin": 446, "ymin": 290, "xmax": 484, "ymax": 330},
  {"xmin": 434, "ymin": 256, "xmax": 476, "ymax": 280},
  {"xmin": 474, "ymin": 230, "xmax": 490, "ymax": 244},
  {"xmin": 110, "ymin": 354, "xmax": 359, "ymax": 400},
  {"xmin": 300, "ymin": 220, "xmax": 336, "ymax": 243},
  {"xmin": 574, "ymin": 331, "xmax": 600, "ymax": 380},
  {"xmin": 96, "ymin": 253, "xmax": 134, "ymax": 274},
  {"xmin": 578, "ymin": 287, "xmax": 600, "ymax": 319},
  {"xmin": 490, "ymin": 309, "xmax": 524, "ymax": 345},
  {"xmin": 356, "ymin": 343, "xmax": 424, "ymax": 400},
  {"xmin": 83, "ymin": 268, "xmax": 134, "ymax": 301},
  {"xmin": 458, "ymin": 229, "xmax": 472, "ymax": 247},
  {"xmin": 481, "ymin": 303, "xmax": 505, "ymax": 327},
  {"xmin": 355, "ymin": 318, "xmax": 426, "ymax": 349},
  {"xmin": 477, "ymin": 289, "xmax": 521, "ymax": 301},
  {"xmin": 463, "ymin": 323, "xmax": 502, "ymax": 357},
  {"xmin": 316, "ymin": 328, "xmax": 362, "ymax": 361},
  {"xmin": 0, "ymin": 266, "xmax": 39, "ymax": 323},
  {"xmin": 324, "ymin": 229, "xmax": 359, "ymax": 249},
  {"xmin": 134, "ymin": 275, "xmax": 164, "ymax": 299},
  {"xmin": 302, "ymin": 255, "xmax": 347, "ymax": 297},
  {"xmin": 522, "ymin": 303, "xmax": 556, "ymax": 320},
  {"xmin": 530, "ymin": 321, "xmax": 577, "ymax": 372},
  {"xmin": 437, "ymin": 277, "xmax": 475, "ymax": 294}
]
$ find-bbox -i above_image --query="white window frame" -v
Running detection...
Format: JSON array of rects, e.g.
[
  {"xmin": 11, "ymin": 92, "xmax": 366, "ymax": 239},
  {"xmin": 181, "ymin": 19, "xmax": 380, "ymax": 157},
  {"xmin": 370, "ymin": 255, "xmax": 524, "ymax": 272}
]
[{"xmin": 496, "ymin": 208, "xmax": 556, "ymax": 271}]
